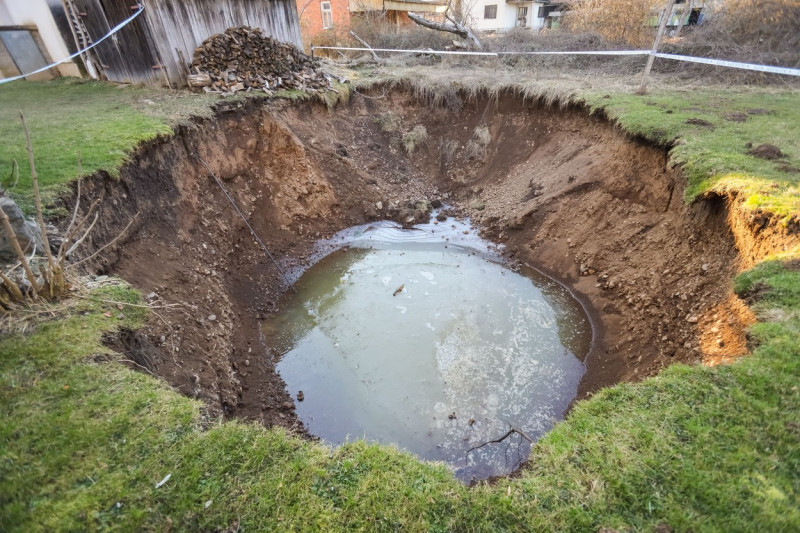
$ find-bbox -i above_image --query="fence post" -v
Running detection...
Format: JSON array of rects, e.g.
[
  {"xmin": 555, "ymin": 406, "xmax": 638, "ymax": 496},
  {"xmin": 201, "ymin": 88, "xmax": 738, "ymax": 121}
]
[{"xmin": 639, "ymin": 0, "xmax": 676, "ymax": 94}]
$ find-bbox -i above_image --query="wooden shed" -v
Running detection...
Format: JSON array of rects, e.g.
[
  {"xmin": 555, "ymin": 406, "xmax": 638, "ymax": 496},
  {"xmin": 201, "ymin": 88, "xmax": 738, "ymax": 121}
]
[{"xmin": 61, "ymin": 0, "xmax": 303, "ymax": 86}]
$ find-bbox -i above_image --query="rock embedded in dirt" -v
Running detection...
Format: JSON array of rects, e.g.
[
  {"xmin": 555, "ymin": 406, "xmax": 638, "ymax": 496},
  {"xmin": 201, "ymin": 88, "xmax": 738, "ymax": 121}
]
[
  {"xmin": 0, "ymin": 196, "xmax": 43, "ymax": 263},
  {"xmin": 469, "ymin": 199, "xmax": 486, "ymax": 211}
]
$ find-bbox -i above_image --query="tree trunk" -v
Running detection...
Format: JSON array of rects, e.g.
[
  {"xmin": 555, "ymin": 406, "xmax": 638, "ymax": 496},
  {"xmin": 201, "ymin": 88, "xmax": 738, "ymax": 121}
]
[{"xmin": 407, "ymin": 12, "xmax": 482, "ymax": 50}]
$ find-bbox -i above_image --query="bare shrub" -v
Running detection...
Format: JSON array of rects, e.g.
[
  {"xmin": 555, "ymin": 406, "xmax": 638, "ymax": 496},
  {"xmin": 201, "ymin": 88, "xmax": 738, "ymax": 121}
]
[
  {"xmin": 1, "ymin": 113, "xmax": 134, "ymax": 313},
  {"xmin": 349, "ymin": 12, "xmax": 453, "ymax": 51},
  {"xmin": 472, "ymin": 126, "xmax": 491, "ymax": 145},
  {"xmin": 402, "ymin": 125, "xmax": 428, "ymax": 153},
  {"xmin": 666, "ymin": 0, "xmax": 800, "ymax": 72},
  {"xmin": 711, "ymin": 0, "xmax": 800, "ymax": 47},
  {"xmin": 374, "ymin": 112, "xmax": 401, "ymax": 132},
  {"xmin": 565, "ymin": 0, "xmax": 659, "ymax": 48},
  {"xmin": 465, "ymin": 126, "xmax": 491, "ymax": 160},
  {"xmin": 440, "ymin": 138, "xmax": 459, "ymax": 167}
]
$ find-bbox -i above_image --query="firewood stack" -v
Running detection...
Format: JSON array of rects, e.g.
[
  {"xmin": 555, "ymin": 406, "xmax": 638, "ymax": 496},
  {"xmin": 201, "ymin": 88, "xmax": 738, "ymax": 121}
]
[{"xmin": 190, "ymin": 27, "xmax": 331, "ymax": 94}]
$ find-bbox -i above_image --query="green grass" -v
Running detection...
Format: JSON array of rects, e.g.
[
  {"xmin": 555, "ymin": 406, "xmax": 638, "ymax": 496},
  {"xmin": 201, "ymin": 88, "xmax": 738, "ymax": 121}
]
[
  {"xmin": 1, "ymin": 79, "xmax": 174, "ymax": 210},
  {"xmin": 1, "ymin": 79, "xmax": 799, "ymax": 530},
  {"xmin": 582, "ymin": 90, "xmax": 800, "ymax": 217},
  {"xmin": 0, "ymin": 78, "xmax": 349, "ymax": 212},
  {"xmin": 2, "ymin": 269, "xmax": 798, "ymax": 531}
]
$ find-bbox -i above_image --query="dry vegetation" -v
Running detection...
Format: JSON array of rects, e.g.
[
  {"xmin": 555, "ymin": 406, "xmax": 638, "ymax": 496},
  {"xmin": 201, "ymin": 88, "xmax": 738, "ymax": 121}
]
[
  {"xmin": 402, "ymin": 124, "xmax": 428, "ymax": 153},
  {"xmin": 669, "ymin": 0, "xmax": 800, "ymax": 69},
  {"xmin": 565, "ymin": 0, "xmax": 659, "ymax": 47}
]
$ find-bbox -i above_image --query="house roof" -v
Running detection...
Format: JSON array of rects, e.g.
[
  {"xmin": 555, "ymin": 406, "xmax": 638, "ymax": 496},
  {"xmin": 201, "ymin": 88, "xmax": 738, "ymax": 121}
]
[{"xmin": 349, "ymin": 0, "xmax": 447, "ymax": 13}]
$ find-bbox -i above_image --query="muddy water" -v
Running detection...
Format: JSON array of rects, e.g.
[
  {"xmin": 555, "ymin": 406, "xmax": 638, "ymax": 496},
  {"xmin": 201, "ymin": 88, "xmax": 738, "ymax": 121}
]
[{"xmin": 264, "ymin": 215, "xmax": 591, "ymax": 481}]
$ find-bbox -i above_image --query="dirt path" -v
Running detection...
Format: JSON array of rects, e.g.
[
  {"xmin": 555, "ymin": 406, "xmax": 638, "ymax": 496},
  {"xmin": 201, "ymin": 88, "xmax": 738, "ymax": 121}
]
[{"xmin": 73, "ymin": 89, "xmax": 797, "ymax": 431}]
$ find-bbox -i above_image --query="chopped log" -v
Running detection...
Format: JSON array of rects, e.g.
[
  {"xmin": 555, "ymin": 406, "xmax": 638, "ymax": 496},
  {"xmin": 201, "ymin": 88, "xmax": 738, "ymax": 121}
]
[
  {"xmin": 190, "ymin": 26, "xmax": 331, "ymax": 94},
  {"xmin": 188, "ymin": 73, "xmax": 212, "ymax": 87}
]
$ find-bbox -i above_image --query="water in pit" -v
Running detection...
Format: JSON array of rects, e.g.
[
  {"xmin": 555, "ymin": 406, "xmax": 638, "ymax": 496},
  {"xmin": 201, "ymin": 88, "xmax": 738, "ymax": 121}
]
[{"xmin": 263, "ymin": 215, "xmax": 591, "ymax": 481}]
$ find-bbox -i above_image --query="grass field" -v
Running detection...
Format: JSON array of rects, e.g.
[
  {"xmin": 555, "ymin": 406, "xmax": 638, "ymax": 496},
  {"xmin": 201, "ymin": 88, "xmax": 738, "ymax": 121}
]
[
  {"xmin": 582, "ymin": 90, "xmax": 800, "ymax": 217},
  {"xmin": 1, "ymin": 77, "xmax": 799, "ymax": 531}
]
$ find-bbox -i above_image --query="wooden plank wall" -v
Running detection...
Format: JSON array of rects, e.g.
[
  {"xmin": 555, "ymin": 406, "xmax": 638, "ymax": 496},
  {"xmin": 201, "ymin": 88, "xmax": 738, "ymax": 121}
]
[
  {"xmin": 74, "ymin": 0, "xmax": 302, "ymax": 86},
  {"xmin": 72, "ymin": 0, "xmax": 162, "ymax": 84}
]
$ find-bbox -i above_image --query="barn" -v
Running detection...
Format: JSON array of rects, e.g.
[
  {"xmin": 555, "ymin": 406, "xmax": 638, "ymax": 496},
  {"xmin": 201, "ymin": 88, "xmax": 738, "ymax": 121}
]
[{"xmin": 0, "ymin": 0, "xmax": 303, "ymax": 86}]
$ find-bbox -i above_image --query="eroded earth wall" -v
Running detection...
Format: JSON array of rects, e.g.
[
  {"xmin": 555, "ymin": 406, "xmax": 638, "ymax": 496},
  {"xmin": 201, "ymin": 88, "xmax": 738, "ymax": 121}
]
[{"xmin": 70, "ymin": 89, "xmax": 798, "ymax": 427}]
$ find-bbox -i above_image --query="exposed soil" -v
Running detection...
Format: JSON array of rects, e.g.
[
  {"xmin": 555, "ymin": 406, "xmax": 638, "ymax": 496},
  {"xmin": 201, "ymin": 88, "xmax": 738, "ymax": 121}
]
[
  {"xmin": 70, "ymin": 88, "xmax": 799, "ymax": 432},
  {"xmin": 748, "ymin": 143, "xmax": 784, "ymax": 160}
]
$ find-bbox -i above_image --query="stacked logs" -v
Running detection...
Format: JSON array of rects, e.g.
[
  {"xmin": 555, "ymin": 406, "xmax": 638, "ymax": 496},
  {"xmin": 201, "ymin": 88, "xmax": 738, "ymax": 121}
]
[{"xmin": 189, "ymin": 27, "xmax": 331, "ymax": 94}]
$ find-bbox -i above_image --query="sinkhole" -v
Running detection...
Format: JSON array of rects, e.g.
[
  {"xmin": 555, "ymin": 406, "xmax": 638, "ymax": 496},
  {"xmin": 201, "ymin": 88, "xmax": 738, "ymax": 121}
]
[{"xmin": 263, "ymin": 212, "xmax": 592, "ymax": 481}]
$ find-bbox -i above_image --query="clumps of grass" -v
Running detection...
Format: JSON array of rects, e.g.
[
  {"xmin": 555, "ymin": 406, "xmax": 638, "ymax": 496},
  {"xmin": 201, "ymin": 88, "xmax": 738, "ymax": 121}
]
[
  {"xmin": 465, "ymin": 126, "xmax": 491, "ymax": 160},
  {"xmin": 440, "ymin": 138, "xmax": 459, "ymax": 167},
  {"xmin": 402, "ymin": 125, "xmax": 428, "ymax": 153},
  {"xmin": 582, "ymin": 90, "xmax": 800, "ymax": 216},
  {"xmin": 374, "ymin": 111, "xmax": 401, "ymax": 132}
]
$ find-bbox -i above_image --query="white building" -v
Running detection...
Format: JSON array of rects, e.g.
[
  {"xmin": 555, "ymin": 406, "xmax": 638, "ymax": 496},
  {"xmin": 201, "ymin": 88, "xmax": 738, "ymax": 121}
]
[
  {"xmin": 0, "ymin": 0, "xmax": 80, "ymax": 80},
  {"xmin": 467, "ymin": 0, "xmax": 564, "ymax": 32}
]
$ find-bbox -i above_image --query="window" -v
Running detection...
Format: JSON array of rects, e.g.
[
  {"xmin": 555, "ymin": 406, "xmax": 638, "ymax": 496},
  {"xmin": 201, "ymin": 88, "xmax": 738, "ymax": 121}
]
[
  {"xmin": 320, "ymin": 1, "xmax": 333, "ymax": 29},
  {"xmin": 484, "ymin": 4, "xmax": 497, "ymax": 19},
  {"xmin": 516, "ymin": 6, "xmax": 528, "ymax": 26}
]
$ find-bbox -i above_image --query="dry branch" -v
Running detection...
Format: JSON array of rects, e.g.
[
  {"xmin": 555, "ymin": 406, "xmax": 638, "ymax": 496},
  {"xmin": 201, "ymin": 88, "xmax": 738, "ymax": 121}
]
[
  {"xmin": 58, "ymin": 154, "xmax": 82, "ymax": 263},
  {"xmin": 465, "ymin": 425, "xmax": 534, "ymax": 460},
  {"xmin": 0, "ymin": 270, "xmax": 24, "ymax": 301},
  {"xmin": 407, "ymin": 12, "xmax": 482, "ymax": 50},
  {"xmin": 70, "ymin": 211, "xmax": 139, "ymax": 268},
  {"xmin": 349, "ymin": 31, "xmax": 381, "ymax": 62},
  {"xmin": 0, "ymin": 193, "xmax": 39, "ymax": 296},
  {"xmin": 19, "ymin": 111, "xmax": 56, "ymax": 273},
  {"xmin": 65, "ymin": 212, "xmax": 99, "ymax": 257}
]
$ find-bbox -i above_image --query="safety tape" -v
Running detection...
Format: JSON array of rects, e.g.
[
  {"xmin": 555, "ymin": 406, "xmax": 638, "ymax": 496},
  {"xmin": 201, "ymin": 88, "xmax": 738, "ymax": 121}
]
[
  {"xmin": 496, "ymin": 50, "xmax": 651, "ymax": 56},
  {"xmin": 653, "ymin": 52, "xmax": 800, "ymax": 77},
  {"xmin": 312, "ymin": 45, "xmax": 800, "ymax": 77},
  {"xmin": 0, "ymin": 4, "xmax": 145, "ymax": 85},
  {"xmin": 312, "ymin": 46, "xmax": 499, "ymax": 56}
]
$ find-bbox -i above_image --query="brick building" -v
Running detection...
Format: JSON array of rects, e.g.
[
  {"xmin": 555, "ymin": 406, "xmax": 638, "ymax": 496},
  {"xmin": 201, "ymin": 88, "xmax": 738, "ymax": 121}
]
[{"xmin": 297, "ymin": 0, "xmax": 351, "ymax": 49}]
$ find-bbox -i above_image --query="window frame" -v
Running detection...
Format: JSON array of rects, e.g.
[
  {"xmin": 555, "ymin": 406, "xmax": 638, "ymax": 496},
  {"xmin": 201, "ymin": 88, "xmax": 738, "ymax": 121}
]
[
  {"xmin": 320, "ymin": 1, "xmax": 333, "ymax": 29},
  {"xmin": 484, "ymin": 4, "xmax": 498, "ymax": 19}
]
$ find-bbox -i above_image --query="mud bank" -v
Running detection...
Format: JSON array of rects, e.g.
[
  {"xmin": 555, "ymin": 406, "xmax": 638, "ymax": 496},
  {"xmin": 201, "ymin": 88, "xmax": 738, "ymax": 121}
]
[{"xmin": 72, "ymin": 88, "xmax": 798, "ymax": 431}]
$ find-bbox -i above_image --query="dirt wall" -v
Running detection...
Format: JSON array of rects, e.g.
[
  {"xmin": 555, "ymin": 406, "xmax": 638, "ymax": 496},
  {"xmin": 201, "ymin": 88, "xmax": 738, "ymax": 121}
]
[{"xmin": 70, "ymin": 89, "xmax": 799, "ymax": 428}]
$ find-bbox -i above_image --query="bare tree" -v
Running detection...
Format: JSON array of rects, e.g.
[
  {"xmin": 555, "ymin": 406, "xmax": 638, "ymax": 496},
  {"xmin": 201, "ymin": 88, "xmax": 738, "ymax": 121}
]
[{"xmin": 407, "ymin": 0, "xmax": 483, "ymax": 50}]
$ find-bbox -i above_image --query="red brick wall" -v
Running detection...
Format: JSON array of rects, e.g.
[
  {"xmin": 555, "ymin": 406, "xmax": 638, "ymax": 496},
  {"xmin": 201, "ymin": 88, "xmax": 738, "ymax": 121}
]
[{"xmin": 296, "ymin": 0, "xmax": 351, "ymax": 49}]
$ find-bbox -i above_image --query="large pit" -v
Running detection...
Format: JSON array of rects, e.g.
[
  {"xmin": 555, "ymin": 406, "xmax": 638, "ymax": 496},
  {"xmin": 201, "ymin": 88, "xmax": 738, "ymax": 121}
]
[{"xmin": 78, "ymin": 88, "xmax": 796, "ymax": 479}]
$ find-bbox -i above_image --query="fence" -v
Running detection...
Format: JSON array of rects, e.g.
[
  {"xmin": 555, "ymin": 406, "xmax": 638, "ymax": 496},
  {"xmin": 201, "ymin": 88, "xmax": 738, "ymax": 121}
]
[{"xmin": 310, "ymin": 46, "xmax": 800, "ymax": 78}]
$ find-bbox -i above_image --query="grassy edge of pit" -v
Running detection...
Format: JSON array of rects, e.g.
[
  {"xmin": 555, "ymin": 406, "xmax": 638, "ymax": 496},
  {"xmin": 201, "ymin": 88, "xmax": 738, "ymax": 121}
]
[{"xmin": 1, "ymin": 78, "xmax": 799, "ymax": 530}]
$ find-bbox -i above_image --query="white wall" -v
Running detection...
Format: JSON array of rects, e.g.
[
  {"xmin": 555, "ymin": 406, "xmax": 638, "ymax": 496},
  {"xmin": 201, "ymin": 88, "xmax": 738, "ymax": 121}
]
[
  {"xmin": 468, "ymin": 0, "xmax": 546, "ymax": 32},
  {"xmin": 0, "ymin": 0, "xmax": 80, "ymax": 77}
]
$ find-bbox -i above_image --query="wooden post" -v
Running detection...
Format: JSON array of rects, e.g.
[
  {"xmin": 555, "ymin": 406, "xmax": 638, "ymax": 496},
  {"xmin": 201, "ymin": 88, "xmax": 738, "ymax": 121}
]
[{"xmin": 638, "ymin": 0, "xmax": 676, "ymax": 95}]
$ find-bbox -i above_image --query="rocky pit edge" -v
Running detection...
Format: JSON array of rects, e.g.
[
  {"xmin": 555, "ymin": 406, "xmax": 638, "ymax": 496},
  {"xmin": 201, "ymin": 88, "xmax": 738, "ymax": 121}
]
[{"xmin": 67, "ymin": 87, "xmax": 798, "ymax": 436}]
